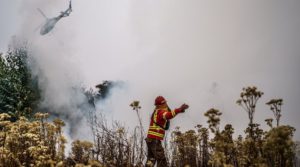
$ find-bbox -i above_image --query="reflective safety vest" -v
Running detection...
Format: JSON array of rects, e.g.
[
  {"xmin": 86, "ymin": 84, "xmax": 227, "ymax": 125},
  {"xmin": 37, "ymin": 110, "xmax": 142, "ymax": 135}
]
[{"xmin": 147, "ymin": 107, "xmax": 182, "ymax": 140}]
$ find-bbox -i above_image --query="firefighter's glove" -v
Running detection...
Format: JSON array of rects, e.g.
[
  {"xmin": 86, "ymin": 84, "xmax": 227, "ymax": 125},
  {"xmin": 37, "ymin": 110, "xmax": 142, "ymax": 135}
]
[{"xmin": 180, "ymin": 104, "xmax": 189, "ymax": 113}]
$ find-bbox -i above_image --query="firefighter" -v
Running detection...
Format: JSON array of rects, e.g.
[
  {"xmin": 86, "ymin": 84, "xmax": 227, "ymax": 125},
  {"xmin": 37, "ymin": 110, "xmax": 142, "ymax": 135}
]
[{"xmin": 145, "ymin": 96, "xmax": 189, "ymax": 167}]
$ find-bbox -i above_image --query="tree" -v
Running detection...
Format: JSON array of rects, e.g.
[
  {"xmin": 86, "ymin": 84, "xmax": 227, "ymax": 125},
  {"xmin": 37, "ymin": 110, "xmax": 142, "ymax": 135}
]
[
  {"xmin": 195, "ymin": 124, "xmax": 209, "ymax": 167},
  {"xmin": 236, "ymin": 86, "xmax": 264, "ymax": 166},
  {"xmin": 130, "ymin": 101, "xmax": 145, "ymax": 165},
  {"xmin": 243, "ymin": 123, "xmax": 265, "ymax": 166},
  {"xmin": 70, "ymin": 140, "xmax": 94, "ymax": 165},
  {"xmin": 0, "ymin": 41, "xmax": 40, "ymax": 120},
  {"xmin": 266, "ymin": 99, "xmax": 283, "ymax": 127},
  {"xmin": 263, "ymin": 125, "xmax": 295, "ymax": 167},
  {"xmin": 0, "ymin": 112, "xmax": 67, "ymax": 166},
  {"xmin": 235, "ymin": 135, "xmax": 248, "ymax": 167},
  {"xmin": 220, "ymin": 124, "xmax": 237, "ymax": 166},
  {"xmin": 236, "ymin": 86, "xmax": 263, "ymax": 125},
  {"xmin": 95, "ymin": 81, "xmax": 114, "ymax": 100},
  {"xmin": 265, "ymin": 118, "xmax": 273, "ymax": 129},
  {"xmin": 170, "ymin": 127, "xmax": 198, "ymax": 167},
  {"xmin": 204, "ymin": 108, "xmax": 222, "ymax": 134},
  {"xmin": 204, "ymin": 108, "xmax": 224, "ymax": 167}
]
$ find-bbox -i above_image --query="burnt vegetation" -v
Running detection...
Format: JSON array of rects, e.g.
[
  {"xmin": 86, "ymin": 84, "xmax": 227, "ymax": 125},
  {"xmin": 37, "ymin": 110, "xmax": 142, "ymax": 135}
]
[{"xmin": 0, "ymin": 44, "xmax": 299, "ymax": 167}]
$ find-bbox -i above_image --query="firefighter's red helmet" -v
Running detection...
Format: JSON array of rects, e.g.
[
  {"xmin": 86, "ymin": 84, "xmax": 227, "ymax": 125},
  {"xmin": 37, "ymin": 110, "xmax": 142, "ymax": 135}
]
[{"xmin": 155, "ymin": 96, "xmax": 167, "ymax": 106}]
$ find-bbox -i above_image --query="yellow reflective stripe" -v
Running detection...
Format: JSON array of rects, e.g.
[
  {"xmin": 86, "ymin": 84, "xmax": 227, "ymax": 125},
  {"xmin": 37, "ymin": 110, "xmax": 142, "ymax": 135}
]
[
  {"xmin": 149, "ymin": 125, "xmax": 163, "ymax": 131},
  {"xmin": 153, "ymin": 109, "xmax": 168, "ymax": 129},
  {"xmin": 153, "ymin": 109, "xmax": 158, "ymax": 122},
  {"xmin": 148, "ymin": 131, "xmax": 164, "ymax": 138}
]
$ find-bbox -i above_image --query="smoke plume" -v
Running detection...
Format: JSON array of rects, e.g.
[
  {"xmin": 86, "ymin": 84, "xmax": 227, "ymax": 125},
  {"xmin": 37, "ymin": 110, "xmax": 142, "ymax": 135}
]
[{"xmin": 1, "ymin": 0, "xmax": 299, "ymax": 141}]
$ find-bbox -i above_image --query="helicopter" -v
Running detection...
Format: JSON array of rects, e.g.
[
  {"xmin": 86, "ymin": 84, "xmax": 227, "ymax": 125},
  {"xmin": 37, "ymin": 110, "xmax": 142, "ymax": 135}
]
[{"xmin": 37, "ymin": 0, "xmax": 72, "ymax": 35}]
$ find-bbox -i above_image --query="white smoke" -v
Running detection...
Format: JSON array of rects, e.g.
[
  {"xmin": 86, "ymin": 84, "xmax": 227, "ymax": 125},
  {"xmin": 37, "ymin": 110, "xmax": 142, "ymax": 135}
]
[
  {"xmin": 14, "ymin": 0, "xmax": 94, "ymax": 143},
  {"xmin": 2, "ymin": 0, "xmax": 300, "ymax": 142}
]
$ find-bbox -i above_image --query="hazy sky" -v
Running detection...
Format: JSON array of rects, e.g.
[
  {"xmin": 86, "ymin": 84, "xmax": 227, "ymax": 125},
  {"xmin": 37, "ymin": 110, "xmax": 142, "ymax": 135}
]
[{"xmin": 0, "ymin": 0, "xmax": 300, "ymax": 140}]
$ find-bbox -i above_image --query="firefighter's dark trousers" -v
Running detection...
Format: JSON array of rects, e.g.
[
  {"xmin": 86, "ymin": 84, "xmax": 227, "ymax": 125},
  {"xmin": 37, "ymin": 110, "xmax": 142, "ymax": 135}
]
[{"xmin": 145, "ymin": 138, "xmax": 168, "ymax": 167}]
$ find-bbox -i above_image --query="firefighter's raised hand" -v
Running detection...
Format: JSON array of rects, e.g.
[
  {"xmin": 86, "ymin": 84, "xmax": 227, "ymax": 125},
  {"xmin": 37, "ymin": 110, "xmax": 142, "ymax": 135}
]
[{"xmin": 180, "ymin": 104, "xmax": 189, "ymax": 113}]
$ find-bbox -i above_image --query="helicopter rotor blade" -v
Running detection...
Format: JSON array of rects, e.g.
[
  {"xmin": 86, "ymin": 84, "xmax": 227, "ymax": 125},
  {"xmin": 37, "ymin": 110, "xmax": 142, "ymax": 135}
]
[
  {"xmin": 69, "ymin": 0, "xmax": 72, "ymax": 10},
  {"xmin": 68, "ymin": 0, "xmax": 72, "ymax": 13},
  {"xmin": 37, "ymin": 8, "xmax": 47, "ymax": 19}
]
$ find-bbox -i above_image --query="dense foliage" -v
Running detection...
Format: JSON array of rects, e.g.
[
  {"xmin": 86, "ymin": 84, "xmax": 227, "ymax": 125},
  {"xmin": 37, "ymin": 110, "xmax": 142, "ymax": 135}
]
[{"xmin": 0, "ymin": 42, "xmax": 40, "ymax": 121}]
